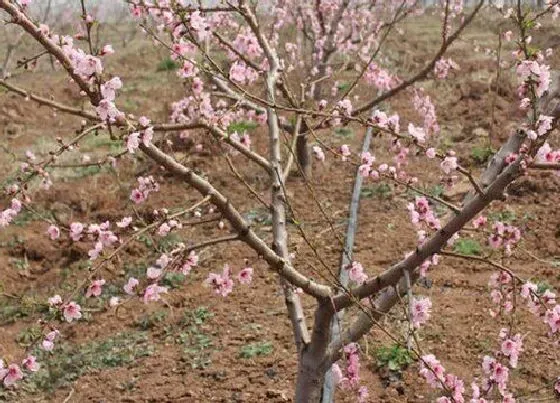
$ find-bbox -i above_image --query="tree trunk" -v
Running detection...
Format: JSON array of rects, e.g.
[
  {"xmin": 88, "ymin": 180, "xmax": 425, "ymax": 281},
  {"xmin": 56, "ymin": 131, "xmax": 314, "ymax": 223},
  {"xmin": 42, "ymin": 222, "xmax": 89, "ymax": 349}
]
[
  {"xmin": 295, "ymin": 353, "xmax": 326, "ymax": 403},
  {"xmin": 296, "ymin": 130, "xmax": 312, "ymax": 179}
]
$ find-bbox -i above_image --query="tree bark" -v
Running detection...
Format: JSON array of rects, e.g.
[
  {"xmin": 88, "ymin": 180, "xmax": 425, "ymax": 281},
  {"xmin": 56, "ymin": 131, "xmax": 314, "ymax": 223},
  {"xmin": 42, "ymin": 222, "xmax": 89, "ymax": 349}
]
[
  {"xmin": 295, "ymin": 357, "xmax": 326, "ymax": 403},
  {"xmin": 296, "ymin": 129, "xmax": 312, "ymax": 179}
]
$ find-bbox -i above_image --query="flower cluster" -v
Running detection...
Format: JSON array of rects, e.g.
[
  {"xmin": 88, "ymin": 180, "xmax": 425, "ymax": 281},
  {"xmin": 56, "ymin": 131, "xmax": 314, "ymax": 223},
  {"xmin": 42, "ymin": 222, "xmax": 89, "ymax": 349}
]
[
  {"xmin": 0, "ymin": 198, "xmax": 23, "ymax": 228},
  {"xmin": 411, "ymin": 296, "xmax": 432, "ymax": 328},
  {"xmin": 358, "ymin": 151, "xmax": 378, "ymax": 179},
  {"xmin": 180, "ymin": 251, "xmax": 199, "ymax": 275},
  {"xmin": 479, "ymin": 355, "xmax": 511, "ymax": 397},
  {"xmin": 499, "ymin": 331, "xmax": 523, "ymax": 368},
  {"xmin": 535, "ymin": 142, "xmax": 560, "ymax": 167},
  {"xmin": 364, "ymin": 62, "xmax": 394, "ymax": 91},
  {"xmin": 332, "ymin": 343, "xmax": 368, "ymax": 401},
  {"xmin": 369, "ymin": 109, "xmax": 400, "ymax": 133},
  {"xmin": 413, "ymin": 89, "xmax": 440, "ymax": 136},
  {"xmin": 127, "ymin": 116, "xmax": 154, "ymax": 153},
  {"xmin": 419, "ymin": 354, "xmax": 465, "ymax": 402},
  {"xmin": 0, "ymin": 355, "xmax": 39, "ymax": 388},
  {"xmin": 86, "ymin": 279, "xmax": 106, "ymax": 298},
  {"xmin": 205, "ymin": 264, "xmax": 254, "ymax": 297},
  {"xmin": 407, "ymin": 196, "xmax": 441, "ymax": 231},
  {"xmin": 487, "ymin": 221, "xmax": 521, "ymax": 255},
  {"xmin": 434, "ymin": 58, "xmax": 459, "ymax": 79},
  {"xmin": 488, "ymin": 270, "xmax": 515, "ymax": 316},
  {"xmin": 158, "ymin": 219, "xmax": 183, "ymax": 237},
  {"xmin": 516, "ymin": 60, "xmax": 551, "ymax": 98},
  {"xmin": 346, "ymin": 261, "xmax": 367, "ymax": 284},
  {"xmin": 229, "ymin": 61, "xmax": 259, "ymax": 85},
  {"xmin": 130, "ymin": 176, "xmax": 160, "ymax": 204},
  {"xmin": 520, "ymin": 280, "xmax": 559, "ymax": 335}
]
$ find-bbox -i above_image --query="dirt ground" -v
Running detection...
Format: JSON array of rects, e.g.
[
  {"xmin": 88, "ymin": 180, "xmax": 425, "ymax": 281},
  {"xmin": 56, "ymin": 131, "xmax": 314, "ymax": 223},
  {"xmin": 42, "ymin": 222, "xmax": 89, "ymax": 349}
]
[{"xmin": 1, "ymin": 11, "xmax": 560, "ymax": 403}]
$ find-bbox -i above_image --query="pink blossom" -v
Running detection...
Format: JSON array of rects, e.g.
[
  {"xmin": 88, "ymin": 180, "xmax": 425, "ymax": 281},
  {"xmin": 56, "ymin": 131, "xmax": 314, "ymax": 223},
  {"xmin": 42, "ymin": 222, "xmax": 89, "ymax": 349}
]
[
  {"xmin": 365, "ymin": 62, "xmax": 394, "ymax": 90},
  {"xmin": 440, "ymin": 156, "xmax": 457, "ymax": 175},
  {"xmin": 347, "ymin": 261, "xmax": 367, "ymax": 283},
  {"xmin": 361, "ymin": 152, "xmax": 375, "ymax": 165},
  {"xmin": 48, "ymin": 294, "xmax": 62, "ymax": 306},
  {"xmin": 358, "ymin": 164, "xmax": 371, "ymax": 177},
  {"xmin": 127, "ymin": 132, "xmax": 140, "ymax": 154},
  {"xmin": 0, "ymin": 364, "xmax": 24, "ymax": 387},
  {"xmin": 519, "ymin": 97, "xmax": 531, "ymax": 110},
  {"xmin": 147, "ymin": 266, "xmax": 162, "ymax": 279},
  {"xmin": 238, "ymin": 267, "xmax": 253, "ymax": 285},
  {"xmin": 100, "ymin": 44, "xmax": 114, "ymax": 55},
  {"xmin": 501, "ymin": 334, "xmax": 523, "ymax": 368},
  {"xmin": 492, "ymin": 362, "xmax": 509, "ymax": 390},
  {"xmin": 340, "ymin": 144, "xmax": 351, "ymax": 161},
  {"xmin": 155, "ymin": 254, "xmax": 170, "ymax": 268},
  {"xmin": 88, "ymin": 241, "xmax": 103, "ymax": 260},
  {"xmin": 130, "ymin": 189, "xmax": 146, "ymax": 204},
  {"xmin": 488, "ymin": 233, "xmax": 502, "ymax": 249},
  {"xmin": 520, "ymin": 281, "xmax": 537, "ymax": 299},
  {"xmin": 109, "ymin": 296, "xmax": 120, "ymax": 306},
  {"xmin": 537, "ymin": 115, "xmax": 553, "ymax": 137},
  {"xmin": 411, "ymin": 296, "xmax": 432, "ymax": 327},
  {"xmin": 10, "ymin": 198, "xmax": 22, "ymax": 213},
  {"xmin": 47, "ymin": 224, "xmax": 60, "ymax": 240},
  {"xmin": 371, "ymin": 109, "xmax": 388, "ymax": 127},
  {"xmin": 69, "ymin": 222, "xmax": 84, "ymax": 241},
  {"xmin": 138, "ymin": 116, "xmax": 151, "ymax": 127},
  {"xmin": 205, "ymin": 265, "xmax": 234, "ymax": 297},
  {"xmin": 229, "ymin": 61, "xmax": 258, "ymax": 85},
  {"xmin": 62, "ymin": 301, "xmax": 82, "ymax": 322},
  {"xmin": 544, "ymin": 305, "xmax": 560, "ymax": 333},
  {"xmin": 22, "ymin": 355, "xmax": 40, "ymax": 372},
  {"xmin": 96, "ymin": 99, "xmax": 120, "ymax": 121},
  {"xmin": 408, "ymin": 123, "xmax": 426, "ymax": 143},
  {"xmin": 472, "ymin": 216, "xmax": 487, "ymax": 229},
  {"xmin": 123, "ymin": 277, "xmax": 139, "ymax": 295},
  {"xmin": 100, "ymin": 77, "xmax": 122, "ymax": 101},
  {"xmin": 189, "ymin": 10, "xmax": 209, "ymax": 40},
  {"xmin": 181, "ymin": 251, "xmax": 199, "ymax": 275},
  {"xmin": 86, "ymin": 278, "xmax": 106, "ymax": 297},
  {"xmin": 312, "ymin": 146, "xmax": 325, "ymax": 161},
  {"xmin": 116, "ymin": 217, "xmax": 132, "ymax": 228},
  {"xmin": 142, "ymin": 127, "xmax": 153, "ymax": 146},
  {"xmin": 192, "ymin": 77, "xmax": 204, "ymax": 96},
  {"xmin": 543, "ymin": 290, "xmax": 556, "ymax": 305},
  {"xmin": 337, "ymin": 99, "xmax": 353, "ymax": 116},
  {"xmin": 143, "ymin": 283, "xmax": 168, "ymax": 303},
  {"xmin": 444, "ymin": 373, "xmax": 465, "ymax": 402},
  {"xmin": 357, "ymin": 386, "xmax": 369, "ymax": 403},
  {"xmin": 42, "ymin": 330, "xmax": 60, "ymax": 351},
  {"xmin": 179, "ymin": 60, "xmax": 197, "ymax": 78},
  {"xmin": 426, "ymin": 147, "xmax": 436, "ymax": 159},
  {"xmin": 419, "ymin": 354, "xmax": 446, "ymax": 388},
  {"xmin": 157, "ymin": 222, "xmax": 171, "ymax": 237},
  {"xmin": 434, "ymin": 58, "xmax": 459, "ymax": 79}
]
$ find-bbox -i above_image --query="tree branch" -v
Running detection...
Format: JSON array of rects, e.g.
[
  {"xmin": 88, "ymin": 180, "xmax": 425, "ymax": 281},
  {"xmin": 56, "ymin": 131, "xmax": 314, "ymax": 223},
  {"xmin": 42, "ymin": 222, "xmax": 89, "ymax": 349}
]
[{"xmin": 139, "ymin": 141, "xmax": 332, "ymax": 299}]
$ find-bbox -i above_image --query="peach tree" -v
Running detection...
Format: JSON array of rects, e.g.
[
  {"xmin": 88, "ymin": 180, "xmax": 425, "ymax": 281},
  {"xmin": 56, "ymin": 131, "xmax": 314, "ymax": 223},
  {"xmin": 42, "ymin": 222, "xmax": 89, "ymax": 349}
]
[{"xmin": 0, "ymin": 0, "xmax": 560, "ymax": 401}]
